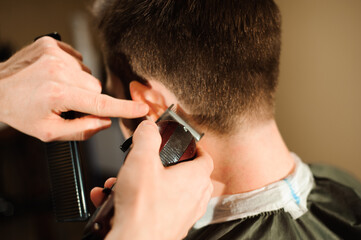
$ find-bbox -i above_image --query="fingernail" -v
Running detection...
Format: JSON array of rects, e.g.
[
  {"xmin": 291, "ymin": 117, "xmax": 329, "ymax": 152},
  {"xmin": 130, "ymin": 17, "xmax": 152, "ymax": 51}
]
[
  {"xmin": 140, "ymin": 120, "xmax": 158, "ymax": 131},
  {"xmin": 98, "ymin": 118, "xmax": 111, "ymax": 127},
  {"xmin": 137, "ymin": 103, "xmax": 149, "ymax": 114}
]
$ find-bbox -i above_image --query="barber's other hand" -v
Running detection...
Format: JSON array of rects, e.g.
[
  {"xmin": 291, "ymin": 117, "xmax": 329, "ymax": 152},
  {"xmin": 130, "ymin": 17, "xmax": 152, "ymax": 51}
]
[
  {"xmin": 0, "ymin": 37, "xmax": 148, "ymax": 141},
  {"xmin": 91, "ymin": 120, "xmax": 214, "ymax": 240}
]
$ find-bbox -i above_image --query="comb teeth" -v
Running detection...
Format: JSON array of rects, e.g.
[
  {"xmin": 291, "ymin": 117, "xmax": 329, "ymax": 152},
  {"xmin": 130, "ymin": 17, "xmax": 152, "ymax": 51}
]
[{"xmin": 46, "ymin": 141, "xmax": 89, "ymax": 222}]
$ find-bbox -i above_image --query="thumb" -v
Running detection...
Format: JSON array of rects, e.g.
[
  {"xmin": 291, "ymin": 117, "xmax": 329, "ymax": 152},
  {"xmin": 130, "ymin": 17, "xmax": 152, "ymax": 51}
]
[
  {"xmin": 43, "ymin": 115, "xmax": 111, "ymax": 141},
  {"xmin": 124, "ymin": 120, "xmax": 163, "ymax": 168}
]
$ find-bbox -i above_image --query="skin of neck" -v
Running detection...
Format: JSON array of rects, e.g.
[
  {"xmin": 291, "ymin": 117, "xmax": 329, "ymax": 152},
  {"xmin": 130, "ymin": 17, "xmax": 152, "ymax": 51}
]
[{"xmin": 199, "ymin": 119, "xmax": 295, "ymax": 197}]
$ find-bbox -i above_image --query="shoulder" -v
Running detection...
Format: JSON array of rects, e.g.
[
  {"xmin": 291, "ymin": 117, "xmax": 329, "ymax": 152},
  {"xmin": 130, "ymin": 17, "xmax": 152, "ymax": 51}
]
[
  {"xmin": 309, "ymin": 163, "xmax": 361, "ymax": 198},
  {"xmin": 300, "ymin": 164, "xmax": 361, "ymax": 238}
]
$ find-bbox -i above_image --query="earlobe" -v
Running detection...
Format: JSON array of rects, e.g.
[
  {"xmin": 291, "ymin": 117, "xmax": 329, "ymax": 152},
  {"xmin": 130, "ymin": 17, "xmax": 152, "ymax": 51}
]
[{"xmin": 129, "ymin": 81, "xmax": 168, "ymax": 121}]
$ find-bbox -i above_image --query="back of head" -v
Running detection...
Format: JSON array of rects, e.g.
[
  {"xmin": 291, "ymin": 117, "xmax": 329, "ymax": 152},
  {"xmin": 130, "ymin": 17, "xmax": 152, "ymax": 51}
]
[{"xmin": 95, "ymin": 0, "xmax": 281, "ymax": 135}]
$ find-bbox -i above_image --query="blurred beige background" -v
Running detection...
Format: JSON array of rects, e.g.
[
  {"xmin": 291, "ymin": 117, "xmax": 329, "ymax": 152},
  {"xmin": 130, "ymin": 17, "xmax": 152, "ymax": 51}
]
[
  {"xmin": 0, "ymin": 0, "xmax": 360, "ymax": 180},
  {"xmin": 0, "ymin": 0, "xmax": 87, "ymax": 48},
  {"xmin": 275, "ymin": 0, "xmax": 361, "ymax": 180}
]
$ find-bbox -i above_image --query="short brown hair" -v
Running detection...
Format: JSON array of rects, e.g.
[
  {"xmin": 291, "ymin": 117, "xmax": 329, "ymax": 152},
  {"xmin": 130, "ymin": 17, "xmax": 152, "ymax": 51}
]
[{"xmin": 95, "ymin": 0, "xmax": 281, "ymax": 135}]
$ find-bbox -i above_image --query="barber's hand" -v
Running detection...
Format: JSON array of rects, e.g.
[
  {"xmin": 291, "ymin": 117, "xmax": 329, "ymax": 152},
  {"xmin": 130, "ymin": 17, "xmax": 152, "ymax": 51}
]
[
  {"xmin": 90, "ymin": 120, "xmax": 214, "ymax": 240},
  {"xmin": 0, "ymin": 37, "xmax": 148, "ymax": 141}
]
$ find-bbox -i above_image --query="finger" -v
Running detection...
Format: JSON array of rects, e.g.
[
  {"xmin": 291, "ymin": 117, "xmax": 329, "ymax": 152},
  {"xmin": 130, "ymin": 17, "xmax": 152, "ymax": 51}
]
[
  {"xmin": 59, "ymin": 52, "xmax": 91, "ymax": 74},
  {"xmin": 57, "ymin": 41, "xmax": 83, "ymax": 62},
  {"xmin": 55, "ymin": 41, "xmax": 94, "ymax": 74},
  {"xmin": 193, "ymin": 146, "xmax": 214, "ymax": 174},
  {"xmin": 64, "ymin": 88, "xmax": 149, "ymax": 118},
  {"xmin": 66, "ymin": 70, "xmax": 101, "ymax": 93},
  {"xmin": 132, "ymin": 120, "xmax": 161, "ymax": 153},
  {"xmin": 104, "ymin": 177, "xmax": 117, "ymax": 188},
  {"xmin": 124, "ymin": 120, "xmax": 162, "ymax": 168},
  {"xmin": 60, "ymin": 50, "xmax": 92, "ymax": 74},
  {"xmin": 90, "ymin": 187, "xmax": 106, "ymax": 207},
  {"xmin": 195, "ymin": 182, "xmax": 213, "ymax": 221},
  {"xmin": 40, "ymin": 57, "xmax": 99, "ymax": 92},
  {"xmin": 76, "ymin": 60, "xmax": 92, "ymax": 74},
  {"xmin": 208, "ymin": 181, "xmax": 214, "ymax": 197},
  {"xmin": 36, "ymin": 37, "xmax": 91, "ymax": 75},
  {"xmin": 49, "ymin": 45, "xmax": 92, "ymax": 75},
  {"xmin": 34, "ymin": 37, "xmax": 82, "ymax": 63},
  {"xmin": 42, "ymin": 115, "xmax": 111, "ymax": 141}
]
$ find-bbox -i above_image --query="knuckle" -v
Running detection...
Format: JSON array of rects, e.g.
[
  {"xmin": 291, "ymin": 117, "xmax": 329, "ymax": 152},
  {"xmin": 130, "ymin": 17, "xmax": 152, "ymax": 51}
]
[
  {"xmin": 36, "ymin": 36, "xmax": 57, "ymax": 49},
  {"xmin": 87, "ymin": 76, "xmax": 102, "ymax": 93},
  {"xmin": 46, "ymin": 81, "xmax": 65, "ymax": 104},
  {"xmin": 208, "ymin": 158, "xmax": 214, "ymax": 172},
  {"xmin": 39, "ymin": 55, "xmax": 66, "ymax": 78},
  {"xmin": 201, "ymin": 176, "xmax": 211, "ymax": 189},
  {"xmin": 130, "ymin": 148, "xmax": 149, "ymax": 162},
  {"xmin": 80, "ymin": 128, "xmax": 95, "ymax": 140},
  {"xmin": 199, "ymin": 173, "xmax": 212, "ymax": 189},
  {"xmin": 37, "ymin": 45, "xmax": 60, "ymax": 60},
  {"xmin": 40, "ymin": 130, "xmax": 54, "ymax": 142},
  {"xmin": 94, "ymin": 95, "xmax": 107, "ymax": 115},
  {"xmin": 202, "ymin": 154, "xmax": 214, "ymax": 174},
  {"xmin": 152, "ymin": 130, "xmax": 162, "ymax": 147},
  {"xmin": 78, "ymin": 131, "xmax": 87, "ymax": 141},
  {"xmin": 209, "ymin": 180, "xmax": 214, "ymax": 189},
  {"xmin": 197, "ymin": 165, "xmax": 209, "ymax": 179},
  {"xmin": 94, "ymin": 81, "xmax": 102, "ymax": 93},
  {"xmin": 43, "ymin": 45, "xmax": 59, "ymax": 56},
  {"xmin": 48, "ymin": 57, "xmax": 65, "ymax": 72}
]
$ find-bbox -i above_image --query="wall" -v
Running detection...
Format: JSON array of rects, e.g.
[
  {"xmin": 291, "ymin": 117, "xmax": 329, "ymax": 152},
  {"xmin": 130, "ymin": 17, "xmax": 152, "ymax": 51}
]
[
  {"xmin": 275, "ymin": 0, "xmax": 361, "ymax": 179},
  {"xmin": 0, "ymin": 0, "xmax": 87, "ymax": 48}
]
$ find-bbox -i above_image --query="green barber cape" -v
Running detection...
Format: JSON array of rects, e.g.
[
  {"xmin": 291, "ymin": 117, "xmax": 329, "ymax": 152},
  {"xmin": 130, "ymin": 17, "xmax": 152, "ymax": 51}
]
[{"xmin": 185, "ymin": 164, "xmax": 361, "ymax": 240}]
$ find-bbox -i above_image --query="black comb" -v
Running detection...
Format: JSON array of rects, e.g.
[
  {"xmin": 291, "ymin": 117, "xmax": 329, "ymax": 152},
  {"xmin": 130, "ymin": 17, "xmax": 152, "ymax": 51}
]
[{"xmin": 46, "ymin": 141, "xmax": 89, "ymax": 221}]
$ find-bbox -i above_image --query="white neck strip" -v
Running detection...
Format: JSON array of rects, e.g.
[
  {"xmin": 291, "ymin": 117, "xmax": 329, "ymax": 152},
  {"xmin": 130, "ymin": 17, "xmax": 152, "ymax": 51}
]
[{"xmin": 194, "ymin": 153, "xmax": 314, "ymax": 229}]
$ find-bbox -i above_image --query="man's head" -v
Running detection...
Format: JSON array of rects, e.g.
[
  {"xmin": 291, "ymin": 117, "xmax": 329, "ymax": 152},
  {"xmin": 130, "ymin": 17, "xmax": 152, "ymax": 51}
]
[{"xmin": 94, "ymin": 0, "xmax": 281, "ymax": 135}]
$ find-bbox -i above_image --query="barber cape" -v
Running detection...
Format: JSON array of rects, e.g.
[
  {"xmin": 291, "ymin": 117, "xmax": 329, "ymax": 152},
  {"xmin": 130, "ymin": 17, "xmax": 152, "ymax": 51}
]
[{"xmin": 185, "ymin": 154, "xmax": 361, "ymax": 240}]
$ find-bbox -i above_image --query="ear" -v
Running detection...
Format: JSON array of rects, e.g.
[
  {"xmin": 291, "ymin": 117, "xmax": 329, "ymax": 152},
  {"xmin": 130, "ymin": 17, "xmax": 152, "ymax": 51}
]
[{"xmin": 129, "ymin": 81, "xmax": 168, "ymax": 121}]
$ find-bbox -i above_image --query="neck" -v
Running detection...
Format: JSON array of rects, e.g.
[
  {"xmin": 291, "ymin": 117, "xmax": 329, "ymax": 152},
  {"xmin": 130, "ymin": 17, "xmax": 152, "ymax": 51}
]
[{"xmin": 199, "ymin": 119, "xmax": 295, "ymax": 197}]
